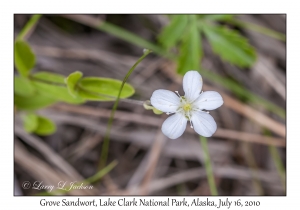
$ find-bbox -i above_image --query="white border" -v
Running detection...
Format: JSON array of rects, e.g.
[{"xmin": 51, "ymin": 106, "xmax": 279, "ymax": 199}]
[{"xmin": 2, "ymin": 0, "xmax": 296, "ymax": 209}]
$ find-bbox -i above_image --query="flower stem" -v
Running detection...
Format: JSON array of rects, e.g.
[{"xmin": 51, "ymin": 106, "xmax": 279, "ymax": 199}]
[
  {"xmin": 17, "ymin": 14, "xmax": 42, "ymax": 40},
  {"xmin": 200, "ymin": 136, "xmax": 218, "ymax": 195},
  {"xmin": 62, "ymin": 15, "xmax": 171, "ymax": 58},
  {"xmin": 269, "ymin": 145, "xmax": 286, "ymax": 192},
  {"xmin": 98, "ymin": 49, "xmax": 152, "ymax": 169}
]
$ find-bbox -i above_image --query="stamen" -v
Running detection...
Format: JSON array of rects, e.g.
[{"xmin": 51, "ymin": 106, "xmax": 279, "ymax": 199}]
[
  {"xmin": 187, "ymin": 110, "xmax": 193, "ymax": 128},
  {"xmin": 176, "ymin": 108, "xmax": 183, "ymax": 113},
  {"xmin": 175, "ymin": 91, "xmax": 181, "ymax": 97}
]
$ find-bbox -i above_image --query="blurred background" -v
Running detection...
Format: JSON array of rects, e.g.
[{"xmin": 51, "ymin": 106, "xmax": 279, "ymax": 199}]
[{"xmin": 14, "ymin": 14, "xmax": 286, "ymax": 196}]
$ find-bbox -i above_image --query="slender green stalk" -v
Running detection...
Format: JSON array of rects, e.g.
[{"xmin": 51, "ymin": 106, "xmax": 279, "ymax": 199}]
[
  {"xmin": 62, "ymin": 15, "xmax": 171, "ymax": 58},
  {"xmin": 263, "ymin": 129, "xmax": 286, "ymax": 192},
  {"xmin": 85, "ymin": 160, "xmax": 118, "ymax": 183},
  {"xmin": 35, "ymin": 160, "xmax": 117, "ymax": 195},
  {"xmin": 200, "ymin": 136, "xmax": 218, "ymax": 195},
  {"xmin": 269, "ymin": 145, "xmax": 286, "ymax": 192},
  {"xmin": 244, "ymin": 142, "xmax": 264, "ymax": 195},
  {"xmin": 99, "ymin": 49, "xmax": 152, "ymax": 169},
  {"xmin": 99, "ymin": 22, "xmax": 170, "ymax": 58},
  {"xmin": 17, "ymin": 14, "xmax": 42, "ymax": 40},
  {"xmin": 226, "ymin": 18, "xmax": 286, "ymax": 41}
]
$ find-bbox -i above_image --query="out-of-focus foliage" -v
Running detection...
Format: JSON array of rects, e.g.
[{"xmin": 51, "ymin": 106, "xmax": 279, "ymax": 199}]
[
  {"xmin": 14, "ymin": 17, "xmax": 136, "ymax": 136},
  {"xmin": 77, "ymin": 77, "xmax": 135, "ymax": 101},
  {"xmin": 22, "ymin": 113, "xmax": 56, "ymax": 135},
  {"xmin": 14, "ymin": 76, "xmax": 35, "ymax": 97},
  {"xmin": 202, "ymin": 25, "xmax": 256, "ymax": 68},
  {"xmin": 158, "ymin": 14, "xmax": 256, "ymax": 75},
  {"xmin": 14, "ymin": 40, "xmax": 36, "ymax": 77},
  {"xmin": 65, "ymin": 71, "xmax": 83, "ymax": 97}
]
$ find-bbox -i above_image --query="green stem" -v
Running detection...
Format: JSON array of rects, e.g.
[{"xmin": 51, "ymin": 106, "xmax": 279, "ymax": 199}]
[
  {"xmin": 17, "ymin": 14, "xmax": 42, "ymax": 40},
  {"xmin": 244, "ymin": 143, "xmax": 264, "ymax": 195},
  {"xmin": 62, "ymin": 15, "xmax": 171, "ymax": 59},
  {"xmin": 269, "ymin": 145, "xmax": 286, "ymax": 192},
  {"xmin": 226, "ymin": 18, "xmax": 286, "ymax": 41},
  {"xmin": 200, "ymin": 136, "xmax": 218, "ymax": 195},
  {"xmin": 98, "ymin": 49, "xmax": 152, "ymax": 169},
  {"xmin": 85, "ymin": 160, "xmax": 118, "ymax": 183},
  {"xmin": 264, "ymin": 129, "xmax": 286, "ymax": 192}
]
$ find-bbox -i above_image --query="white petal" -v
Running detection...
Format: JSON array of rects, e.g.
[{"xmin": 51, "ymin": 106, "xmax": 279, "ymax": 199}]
[
  {"xmin": 162, "ymin": 113, "xmax": 187, "ymax": 139},
  {"xmin": 183, "ymin": 70, "xmax": 203, "ymax": 102},
  {"xmin": 191, "ymin": 111, "xmax": 217, "ymax": 137},
  {"xmin": 150, "ymin": 89, "xmax": 180, "ymax": 113},
  {"xmin": 193, "ymin": 91, "xmax": 223, "ymax": 110}
]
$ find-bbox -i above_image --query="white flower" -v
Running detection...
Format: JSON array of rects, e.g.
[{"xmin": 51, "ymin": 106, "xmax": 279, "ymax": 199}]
[{"xmin": 150, "ymin": 70, "xmax": 223, "ymax": 139}]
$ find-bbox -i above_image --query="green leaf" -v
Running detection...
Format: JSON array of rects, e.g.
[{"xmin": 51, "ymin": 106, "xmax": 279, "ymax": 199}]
[
  {"xmin": 31, "ymin": 71, "xmax": 85, "ymax": 104},
  {"xmin": 203, "ymin": 25, "xmax": 256, "ymax": 67},
  {"xmin": 158, "ymin": 15, "xmax": 188, "ymax": 49},
  {"xmin": 32, "ymin": 81, "xmax": 85, "ymax": 104},
  {"xmin": 177, "ymin": 15, "xmax": 202, "ymax": 75},
  {"xmin": 14, "ymin": 76, "xmax": 35, "ymax": 97},
  {"xmin": 14, "ymin": 40, "xmax": 36, "ymax": 77},
  {"xmin": 65, "ymin": 71, "xmax": 83, "ymax": 97},
  {"xmin": 32, "ymin": 71, "xmax": 65, "ymax": 84},
  {"xmin": 202, "ymin": 14, "xmax": 234, "ymax": 21},
  {"xmin": 34, "ymin": 116, "xmax": 56, "ymax": 135},
  {"xmin": 22, "ymin": 113, "xmax": 38, "ymax": 133},
  {"xmin": 78, "ymin": 77, "xmax": 135, "ymax": 101},
  {"xmin": 14, "ymin": 93, "xmax": 57, "ymax": 111}
]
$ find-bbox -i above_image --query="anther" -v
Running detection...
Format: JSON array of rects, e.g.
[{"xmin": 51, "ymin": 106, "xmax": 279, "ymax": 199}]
[
  {"xmin": 189, "ymin": 117, "xmax": 194, "ymax": 129},
  {"xmin": 175, "ymin": 91, "xmax": 181, "ymax": 97}
]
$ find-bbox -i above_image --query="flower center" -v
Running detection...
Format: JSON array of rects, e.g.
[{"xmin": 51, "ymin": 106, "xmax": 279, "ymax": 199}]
[{"xmin": 183, "ymin": 103, "xmax": 192, "ymax": 112}]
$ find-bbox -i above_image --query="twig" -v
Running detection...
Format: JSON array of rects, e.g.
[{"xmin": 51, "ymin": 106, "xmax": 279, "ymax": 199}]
[
  {"xmin": 114, "ymin": 165, "xmax": 283, "ymax": 195},
  {"xmin": 61, "ymin": 15, "xmax": 168, "ymax": 57},
  {"xmin": 15, "ymin": 140, "xmax": 98, "ymax": 195},
  {"xmin": 139, "ymin": 129, "xmax": 167, "ymax": 195},
  {"xmin": 39, "ymin": 110, "xmax": 232, "ymax": 162},
  {"xmin": 31, "ymin": 45, "xmax": 144, "ymax": 68},
  {"xmin": 50, "ymin": 104, "xmax": 286, "ymax": 147},
  {"xmin": 15, "ymin": 125, "xmax": 84, "ymax": 180},
  {"xmin": 252, "ymin": 54, "xmax": 285, "ymax": 99}
]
